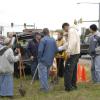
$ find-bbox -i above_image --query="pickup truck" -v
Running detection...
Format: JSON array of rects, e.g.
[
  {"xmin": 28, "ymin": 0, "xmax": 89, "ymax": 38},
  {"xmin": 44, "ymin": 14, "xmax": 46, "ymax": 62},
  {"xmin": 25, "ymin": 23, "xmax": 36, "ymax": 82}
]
[
  {"xmin": 80, "ymin": 35, "xmax": 90, "ymax": 57},
  {"xmin": 13, "ymin": 32, "xmax": 42, "ymax": 77}
]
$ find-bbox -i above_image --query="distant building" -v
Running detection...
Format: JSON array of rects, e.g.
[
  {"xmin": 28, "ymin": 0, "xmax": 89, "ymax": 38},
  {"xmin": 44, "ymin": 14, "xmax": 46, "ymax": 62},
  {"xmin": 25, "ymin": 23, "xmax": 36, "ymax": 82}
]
[{"xmin": 23, "ymin": 29, "xmax": 42, "ymax": 34}]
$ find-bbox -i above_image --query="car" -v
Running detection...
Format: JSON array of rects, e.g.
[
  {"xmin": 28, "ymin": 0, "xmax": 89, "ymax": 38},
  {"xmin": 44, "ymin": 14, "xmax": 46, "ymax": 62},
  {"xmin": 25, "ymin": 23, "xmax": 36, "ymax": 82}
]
[
  {"xmin": 80, "ymin": 43, "xmax": 89, "ymax": 56},
  {"xmin": 80, "ymin": 35, "xmax": 91, "ymax": 57}
]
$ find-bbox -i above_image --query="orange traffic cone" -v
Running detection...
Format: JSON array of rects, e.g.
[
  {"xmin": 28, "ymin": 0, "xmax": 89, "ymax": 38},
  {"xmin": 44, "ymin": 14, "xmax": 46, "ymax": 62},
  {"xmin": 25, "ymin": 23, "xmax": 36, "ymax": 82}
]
[
  {"xmin": 77, "ymin": 64, "xmax": 82, "ymax": 82},
  {"xmin": 81, "ymin": 65, "xmax": 87, "ymax": 82}
]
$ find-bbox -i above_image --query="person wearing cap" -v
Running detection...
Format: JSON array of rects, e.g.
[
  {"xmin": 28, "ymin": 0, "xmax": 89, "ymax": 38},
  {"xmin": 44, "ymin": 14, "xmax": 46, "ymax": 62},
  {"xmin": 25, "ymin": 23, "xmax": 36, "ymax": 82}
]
[
  {"xmin": 7, "ymin": 32, "xmax": 16, "ymax": 48},
  {"xmin": 0, "ymin": 37, "xmax": 21, "ymax": 98},
  {"xmin": 56, "ymin": 31, "xmax": 66, "ymax": 79},
  {"xmin": 27, "ymin": 32, "xmax": 41, "ymax": 79}
]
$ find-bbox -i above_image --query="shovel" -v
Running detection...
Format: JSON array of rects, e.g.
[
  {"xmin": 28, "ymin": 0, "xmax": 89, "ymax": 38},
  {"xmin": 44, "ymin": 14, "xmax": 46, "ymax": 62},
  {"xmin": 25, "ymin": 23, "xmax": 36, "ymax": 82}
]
[
  {"xmin": 30, "ymin": 64, "xmax": 39, "ymax": 85},
  {"xmin": 17, "ymin": 50, "xmax": 26, "ymax": 97},
  {"xmin": 16, "ymin": 35, "xmax": 26, "ymax": 97}
]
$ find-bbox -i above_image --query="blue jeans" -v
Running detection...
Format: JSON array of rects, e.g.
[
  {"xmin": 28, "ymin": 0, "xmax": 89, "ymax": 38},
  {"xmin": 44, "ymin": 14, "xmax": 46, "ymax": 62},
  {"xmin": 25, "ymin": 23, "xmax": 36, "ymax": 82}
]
[
  {"xmin": 0, "ymin": 73, "xmax": 13, "ymax": 96},
  {"xmin": 38, "ymin": 63, "xmax": 49, "ymax": 91},
  {"xmin": 91, "ymin": 55, "xmax": 100, "ymax": 82}
]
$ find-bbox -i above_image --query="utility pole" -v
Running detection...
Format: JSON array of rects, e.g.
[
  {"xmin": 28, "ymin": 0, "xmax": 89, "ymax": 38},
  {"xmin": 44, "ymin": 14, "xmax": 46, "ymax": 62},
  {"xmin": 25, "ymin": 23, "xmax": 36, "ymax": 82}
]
[{"xmin": 77, "ymin": 2, "xmax": 100, "ymax": 31}]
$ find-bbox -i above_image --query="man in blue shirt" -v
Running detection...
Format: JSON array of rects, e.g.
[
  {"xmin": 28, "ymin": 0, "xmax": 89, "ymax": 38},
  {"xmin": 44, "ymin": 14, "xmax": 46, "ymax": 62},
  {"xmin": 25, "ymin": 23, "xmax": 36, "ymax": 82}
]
[{"xmin": 38, "ymin": 28, "xmax": 58, "ymax": 92}]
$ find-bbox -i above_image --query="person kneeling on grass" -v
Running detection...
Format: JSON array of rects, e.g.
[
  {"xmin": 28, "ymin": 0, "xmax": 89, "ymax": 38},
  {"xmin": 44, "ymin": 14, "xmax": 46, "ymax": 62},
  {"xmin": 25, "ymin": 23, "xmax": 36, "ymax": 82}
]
[{"xmin": 0, "ymin": 37, "xmax": 21, "ymax": 98}]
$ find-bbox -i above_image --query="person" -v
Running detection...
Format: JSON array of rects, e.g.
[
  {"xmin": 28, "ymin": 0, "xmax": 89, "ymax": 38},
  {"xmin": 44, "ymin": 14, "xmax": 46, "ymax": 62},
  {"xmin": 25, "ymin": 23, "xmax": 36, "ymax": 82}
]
[
  {"xmin": 89, "ymin": 24, "xmax": 100, "ymax": 83},
  {"xmin": 7, "ymin": 32, "xmax": 16, "ymax": 48},
  {"xmin": 49, "ymin": 58, "xmax": 57, "ymax": 84},
  {"xmin": 59, "ymin": 23, "xmax": 80, "ymax": 91},
  {"xmin": 56, "ymin": 31, "xmax": 66, "ymax": 78},
  {"xmin": 38, "ymin": 28, "xmax": 58, "ymax": 92},
  {"xmin": 0, "ymin": 35, "xmax": 4, "ymax": 48},
  {"xmin": 0, "ymin": 43, "xmax": 2, "ymax": 48},
  {"xmin": 27, "ymin": 32, "xmax": 41, "ymax": 79},
  {"xmin": 0, "ymin": 37, "xmax": 21, "ymax": 98}
]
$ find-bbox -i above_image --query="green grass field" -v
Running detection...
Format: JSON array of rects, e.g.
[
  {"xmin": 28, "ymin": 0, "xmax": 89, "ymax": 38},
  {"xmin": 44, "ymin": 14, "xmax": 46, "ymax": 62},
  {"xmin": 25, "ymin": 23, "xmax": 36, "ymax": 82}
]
[
  {"xmin": 2, "ymin": 78, "xmax": 100, "ymax": 100},
  {"xmin": 1, "ymin": 61, "xmax": 100, "ymax": 100}
]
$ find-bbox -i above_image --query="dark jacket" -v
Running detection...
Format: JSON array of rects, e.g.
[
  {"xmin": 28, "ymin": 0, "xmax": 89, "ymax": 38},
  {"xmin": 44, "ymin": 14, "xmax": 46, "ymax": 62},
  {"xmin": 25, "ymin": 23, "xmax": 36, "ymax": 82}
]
[{"xmin": 27, "ymin": 39, "xmax": 39, "ymax": 61}]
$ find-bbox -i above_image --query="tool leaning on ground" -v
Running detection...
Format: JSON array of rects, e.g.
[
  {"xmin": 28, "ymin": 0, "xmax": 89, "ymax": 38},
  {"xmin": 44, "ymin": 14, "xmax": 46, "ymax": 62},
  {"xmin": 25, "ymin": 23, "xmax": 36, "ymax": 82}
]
[
  {"xmin": 16, "ymin": 35, "xmax": 26, "ymax": 96},
  {"xmin": 30, "ymin": 64, "xmax": 39, "ymax": 85}
]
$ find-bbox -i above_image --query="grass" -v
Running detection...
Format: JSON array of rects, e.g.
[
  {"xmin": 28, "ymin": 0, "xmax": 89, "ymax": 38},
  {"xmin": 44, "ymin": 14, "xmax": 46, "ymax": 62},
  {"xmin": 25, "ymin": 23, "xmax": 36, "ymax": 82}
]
[
  {"xmin": 1, "ymin": 61, "xmax": 100, "ymax": 100},
  {"xmin": 4, "ymin": 79, "xmax": 100, "ymax": 100}
]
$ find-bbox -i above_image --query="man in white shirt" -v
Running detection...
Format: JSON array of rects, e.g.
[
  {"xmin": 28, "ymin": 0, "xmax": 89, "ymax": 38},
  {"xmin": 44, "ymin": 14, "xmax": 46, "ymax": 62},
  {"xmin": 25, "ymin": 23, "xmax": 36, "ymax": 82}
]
[{"xmin": 59, "ymin": 23, "xmax": 80, "ymax": 91}]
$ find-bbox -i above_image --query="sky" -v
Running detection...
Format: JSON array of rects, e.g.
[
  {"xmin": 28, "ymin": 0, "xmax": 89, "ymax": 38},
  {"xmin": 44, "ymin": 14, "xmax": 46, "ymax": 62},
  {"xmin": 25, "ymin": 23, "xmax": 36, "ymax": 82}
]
[{"xmin": 0, "ymin": 0, "xmax": 100, "ymax": 33}]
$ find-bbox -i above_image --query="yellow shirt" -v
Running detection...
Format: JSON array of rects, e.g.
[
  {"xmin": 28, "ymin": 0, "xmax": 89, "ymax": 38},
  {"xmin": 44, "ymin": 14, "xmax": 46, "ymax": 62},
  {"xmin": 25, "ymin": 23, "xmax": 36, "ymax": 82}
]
[
  {"xmin": 56, "ymin": 38, "xmax": 64, "ymax": 47},
  {"xmin": 56, "ymin": 39, "xmax": 67, "ymax": 60}
]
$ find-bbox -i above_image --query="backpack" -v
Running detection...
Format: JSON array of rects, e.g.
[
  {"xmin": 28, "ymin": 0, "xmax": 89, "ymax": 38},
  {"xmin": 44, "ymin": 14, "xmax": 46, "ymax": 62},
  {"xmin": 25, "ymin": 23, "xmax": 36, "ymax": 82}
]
[
  {"xmin": 89, "ymin": 35, "xmax": 100, "ymax": 56},
  {"xmin": 95, "ymin": 35, "xmax": 100, "ymax": 55}
]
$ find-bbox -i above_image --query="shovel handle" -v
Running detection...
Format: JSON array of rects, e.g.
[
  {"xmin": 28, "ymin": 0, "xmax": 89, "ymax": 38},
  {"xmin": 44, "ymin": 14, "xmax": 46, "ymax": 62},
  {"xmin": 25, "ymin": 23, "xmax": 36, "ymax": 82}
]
[
  {"xmin": 30, "ymin": 64, "xmax": 39, "ymax": 85},
  {"xmin": 16, "ymin": 35, "xmax": 26, "ymax": 80}
]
